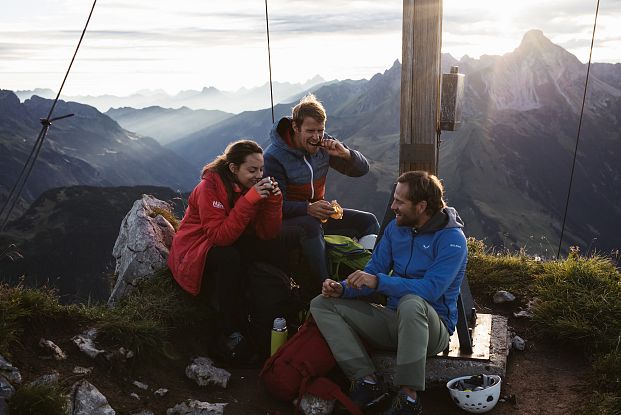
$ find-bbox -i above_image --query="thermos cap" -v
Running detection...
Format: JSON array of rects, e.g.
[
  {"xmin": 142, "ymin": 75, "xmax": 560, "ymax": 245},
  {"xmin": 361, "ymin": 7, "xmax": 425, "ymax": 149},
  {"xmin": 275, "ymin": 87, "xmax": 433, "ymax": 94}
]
[{"xmin": 273, "ymin": 317, "xmax": 287, "ymax": 330}]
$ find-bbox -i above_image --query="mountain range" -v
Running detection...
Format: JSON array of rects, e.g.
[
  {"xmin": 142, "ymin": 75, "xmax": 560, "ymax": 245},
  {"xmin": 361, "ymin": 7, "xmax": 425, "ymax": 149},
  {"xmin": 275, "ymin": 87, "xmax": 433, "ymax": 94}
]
[
  {"xmin": 105, "ymin": 106, "xmax": 233, "ymax": 146},
  {"xmin": 15, "ymin": 76, "xmax": 326, "ymax": 114},
  {"xmin": 1, "ymin": 29, "xmax": 620, "ymax": 301},
  {"xmin": 164, "ymin": 30, "xmax": 621, "ymax": 255},
  {"xmin": 0, "ymin": 91, "xmax": 197, "ymax": 220}
]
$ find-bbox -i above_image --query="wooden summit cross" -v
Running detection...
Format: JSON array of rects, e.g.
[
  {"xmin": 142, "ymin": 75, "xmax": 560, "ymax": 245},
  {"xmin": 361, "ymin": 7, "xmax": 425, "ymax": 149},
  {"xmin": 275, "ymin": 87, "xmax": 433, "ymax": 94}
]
[
  {"xmin": 400, "ymin": 0, "xmax": 442, "ymax": 175},
  {"xmin": 397, "ymin": 0, "xmax": 486, "ymax": 359}
]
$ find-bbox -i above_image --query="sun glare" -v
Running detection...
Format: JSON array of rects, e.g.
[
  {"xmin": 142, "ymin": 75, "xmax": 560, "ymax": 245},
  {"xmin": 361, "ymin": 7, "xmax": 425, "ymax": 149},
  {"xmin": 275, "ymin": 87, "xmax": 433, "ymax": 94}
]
[
  {"xmin": 444, "ymin": 0, "xmax": 534, "ymax": 58},
  {"xmin": 1, "ymin": 0, "xmax": 618, "ymax": 95}
]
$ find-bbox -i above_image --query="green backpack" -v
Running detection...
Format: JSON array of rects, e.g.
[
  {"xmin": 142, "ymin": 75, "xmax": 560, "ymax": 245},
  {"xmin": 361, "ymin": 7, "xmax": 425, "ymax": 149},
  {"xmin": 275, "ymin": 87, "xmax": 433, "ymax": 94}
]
[{"xmin": 324, "ymin": 234, "xmax": 372, "ymax": 278}]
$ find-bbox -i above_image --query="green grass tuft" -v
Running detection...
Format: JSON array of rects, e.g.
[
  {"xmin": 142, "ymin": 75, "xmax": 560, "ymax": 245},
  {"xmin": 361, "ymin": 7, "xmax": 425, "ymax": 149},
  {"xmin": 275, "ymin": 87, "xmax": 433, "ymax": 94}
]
[
  {"xmin": 8, "ymin": 384, "xmax": 67, "ymax": 415},
  {"xmin": 97, "ymin": 313, "xmax": 167, "ymax": 357},
  {"xmin": 465, "ymin": 238, "xmax": 542, "ymax": 301},
  {"xmin": 533, "ymin": 255, "xmax": 621, "ymax": 352},
  {"xmin": 466, "ymin": 239, "xmax": 621, "ymax": 414},
  {"xmin": 96, "ymin": 270, "xmax": 214, "ymax": 359},
  {"xmin": 149, "ymin": 206, "xmax": 180, "ymax": 231},
  {"xmin": 0, "ymin": 284, "xmax": 93, "ymax": 356}
]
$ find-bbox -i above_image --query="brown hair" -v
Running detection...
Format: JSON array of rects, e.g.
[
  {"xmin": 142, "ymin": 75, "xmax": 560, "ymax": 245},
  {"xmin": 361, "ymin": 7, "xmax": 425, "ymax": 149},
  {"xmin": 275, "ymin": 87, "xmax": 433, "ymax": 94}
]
[
  {"xmin": 292, "ymin": 94, "xmax": 326, "ymax": 129},
  {"xmin": 397, "ymin": 171, "xmax": 446, "ymax": 215},
  {"xmin": 201, "ymin": 139, "xmax": 263, "ymax": 206}
]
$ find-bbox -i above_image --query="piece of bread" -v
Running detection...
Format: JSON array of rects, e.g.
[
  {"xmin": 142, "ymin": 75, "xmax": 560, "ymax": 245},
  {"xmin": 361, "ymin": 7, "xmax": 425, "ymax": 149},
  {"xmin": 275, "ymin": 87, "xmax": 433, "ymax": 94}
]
[{"xmin": 330, "ymin": 200, "xmax": 344, "ymax": 220}]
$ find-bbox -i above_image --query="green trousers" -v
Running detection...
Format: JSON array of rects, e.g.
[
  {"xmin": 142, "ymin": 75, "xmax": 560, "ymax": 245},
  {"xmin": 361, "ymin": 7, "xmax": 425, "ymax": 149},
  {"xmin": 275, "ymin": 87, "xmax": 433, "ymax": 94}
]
[{"xmin": 310, "ymin": 294, "xmax": 449, "ymax": 391}]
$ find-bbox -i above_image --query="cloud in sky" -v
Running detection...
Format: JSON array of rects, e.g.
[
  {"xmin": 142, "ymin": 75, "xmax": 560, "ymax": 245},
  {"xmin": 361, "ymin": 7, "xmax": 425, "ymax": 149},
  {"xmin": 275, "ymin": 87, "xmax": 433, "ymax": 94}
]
[{"xmin": 1, "ymin": 0, "xmax": 618, "ymax": 95}]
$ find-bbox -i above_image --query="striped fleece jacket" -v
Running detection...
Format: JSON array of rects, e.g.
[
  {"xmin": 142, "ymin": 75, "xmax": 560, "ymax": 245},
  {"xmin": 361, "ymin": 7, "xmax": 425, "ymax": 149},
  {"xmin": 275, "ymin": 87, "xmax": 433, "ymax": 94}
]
[{"xmin": 264, "ymin": 117, "xmax": 370, "ymax": 218}]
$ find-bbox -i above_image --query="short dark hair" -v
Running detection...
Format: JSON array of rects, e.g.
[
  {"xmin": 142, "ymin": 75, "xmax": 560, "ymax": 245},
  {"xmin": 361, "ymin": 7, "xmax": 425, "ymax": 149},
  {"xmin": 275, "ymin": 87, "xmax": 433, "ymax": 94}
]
[{"xmin": 397, "ymin": 171, "xmax": 446, "ymax": 215}]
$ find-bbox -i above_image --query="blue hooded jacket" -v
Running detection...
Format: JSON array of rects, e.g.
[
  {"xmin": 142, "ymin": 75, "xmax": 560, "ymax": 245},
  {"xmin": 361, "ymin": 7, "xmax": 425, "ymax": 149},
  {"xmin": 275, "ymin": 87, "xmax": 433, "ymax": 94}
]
[{"xmin": 341, "ymin": 207, "xmax": 468, "ymax": 334}]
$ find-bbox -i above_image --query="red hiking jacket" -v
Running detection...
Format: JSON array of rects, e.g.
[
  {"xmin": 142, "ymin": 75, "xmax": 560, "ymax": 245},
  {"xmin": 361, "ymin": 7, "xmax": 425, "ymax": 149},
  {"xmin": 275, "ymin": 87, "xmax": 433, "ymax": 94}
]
[{"xmin": 167, "ymin": 170, "xmax": 282, "ymax": 295}]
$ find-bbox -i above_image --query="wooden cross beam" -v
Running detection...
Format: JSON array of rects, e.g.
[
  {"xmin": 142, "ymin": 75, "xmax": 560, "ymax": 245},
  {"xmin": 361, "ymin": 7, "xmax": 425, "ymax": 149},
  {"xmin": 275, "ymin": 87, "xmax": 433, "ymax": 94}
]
[{"xmin": 400, "ymin": 0, "xmax": 443, "ymax": 176}]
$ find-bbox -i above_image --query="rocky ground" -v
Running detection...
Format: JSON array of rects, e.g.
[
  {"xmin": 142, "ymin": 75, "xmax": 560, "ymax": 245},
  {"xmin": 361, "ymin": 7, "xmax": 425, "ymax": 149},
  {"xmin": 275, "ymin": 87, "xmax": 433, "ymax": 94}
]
[{"xmin": 3, "ymin": 297, "xmax": 590, "ymax": 415}]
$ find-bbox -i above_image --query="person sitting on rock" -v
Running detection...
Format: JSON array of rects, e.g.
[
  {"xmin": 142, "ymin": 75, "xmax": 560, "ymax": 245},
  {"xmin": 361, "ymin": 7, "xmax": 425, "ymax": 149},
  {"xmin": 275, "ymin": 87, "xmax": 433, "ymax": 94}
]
[
  {"xmin": 310, "ymin": 171, "xmax": 468, "ymax": 415},
  {"xmin": 264, "ymin": 94, "xmax": 379, "ymax": 285},
  {"xmin": 168, "ymin": 139, "xmax": 283, "ymax": 363}
]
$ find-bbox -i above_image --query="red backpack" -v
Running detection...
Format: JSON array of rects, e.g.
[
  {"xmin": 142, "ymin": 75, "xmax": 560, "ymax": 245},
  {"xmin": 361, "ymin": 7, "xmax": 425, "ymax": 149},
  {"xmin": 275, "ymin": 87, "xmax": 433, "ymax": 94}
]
[{"xmin": 259, "ymin": 317, "xmax": 363, "ymax": 415}]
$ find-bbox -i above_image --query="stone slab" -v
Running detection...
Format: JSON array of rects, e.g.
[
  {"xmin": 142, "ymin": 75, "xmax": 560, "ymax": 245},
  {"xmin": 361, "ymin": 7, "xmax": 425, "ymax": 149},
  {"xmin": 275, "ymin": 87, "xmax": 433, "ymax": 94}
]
[{"xmin": 443, "ymin": 313, "xmax": 492, "ymax": 360}]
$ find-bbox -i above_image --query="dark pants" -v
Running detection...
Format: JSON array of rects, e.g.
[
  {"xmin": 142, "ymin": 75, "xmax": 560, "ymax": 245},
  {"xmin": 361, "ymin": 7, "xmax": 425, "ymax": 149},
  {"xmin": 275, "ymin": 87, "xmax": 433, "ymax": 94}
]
[
  {"xmin": 281, "ymin": 208, "xmax": 379, "ymax": 283},
  {"xmin": 202, "ymin": 235, "xmax": 288, "ymax": 335}
]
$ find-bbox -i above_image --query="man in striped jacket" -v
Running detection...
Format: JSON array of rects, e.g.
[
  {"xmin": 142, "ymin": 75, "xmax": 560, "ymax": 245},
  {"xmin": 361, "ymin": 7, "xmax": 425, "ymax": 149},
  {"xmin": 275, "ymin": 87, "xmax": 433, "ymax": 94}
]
[{"xmin": 264, "ymin": 94, "xmax": 379, "ymax": 284}]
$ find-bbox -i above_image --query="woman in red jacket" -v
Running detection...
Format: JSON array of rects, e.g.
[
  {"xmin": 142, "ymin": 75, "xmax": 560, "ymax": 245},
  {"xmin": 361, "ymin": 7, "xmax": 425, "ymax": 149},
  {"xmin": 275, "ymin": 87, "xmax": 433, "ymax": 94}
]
[{"xmin": 168, "ymin": 139, "xmax": 282, "ymax": 362}]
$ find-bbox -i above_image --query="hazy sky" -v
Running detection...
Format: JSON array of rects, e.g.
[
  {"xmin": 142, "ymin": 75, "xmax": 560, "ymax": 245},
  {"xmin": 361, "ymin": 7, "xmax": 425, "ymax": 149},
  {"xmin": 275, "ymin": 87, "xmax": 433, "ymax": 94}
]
[{"xmin": 2, "ymin": 0, "xmax": 619, "ymax": 96}]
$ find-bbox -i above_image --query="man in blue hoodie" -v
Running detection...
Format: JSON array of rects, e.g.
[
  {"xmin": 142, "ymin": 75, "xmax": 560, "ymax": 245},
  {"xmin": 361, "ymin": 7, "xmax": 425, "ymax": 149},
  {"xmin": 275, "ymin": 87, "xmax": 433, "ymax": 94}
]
[
  {"xmin": 310, "ymin": 171, "xmax": 468, "ymax": 415},
  {"xmin": 264, "ymin": 94, "xmax": 379, "ymax": 283}
]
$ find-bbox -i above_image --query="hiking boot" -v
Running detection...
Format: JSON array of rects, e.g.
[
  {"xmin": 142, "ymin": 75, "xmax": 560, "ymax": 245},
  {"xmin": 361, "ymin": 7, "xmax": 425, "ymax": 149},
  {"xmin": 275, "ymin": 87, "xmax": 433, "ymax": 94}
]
[
  {"xmin": 216, "ymin": 331, "xmax": 251, "ymax": 363},
  {"xmin": 380, "ymin": 390, "xmax": 423, "ymax": 415},
  {"xmin": 348, "ymin": 378, "xmax": 389, "ymax": 408}
]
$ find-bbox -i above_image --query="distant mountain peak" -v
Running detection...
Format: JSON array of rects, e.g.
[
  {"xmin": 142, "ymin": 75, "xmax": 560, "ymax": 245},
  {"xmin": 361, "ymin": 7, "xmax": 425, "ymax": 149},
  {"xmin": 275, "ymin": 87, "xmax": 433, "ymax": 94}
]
[
  {"xmin": 520, "ymin": 29, "xmax": 550, "ymax": 47},
  {"xmin": 306, "ymin": 74, "xmax": 325, "ymax": 84},
  {"xmin": 515, "ymin": 29, "xmax": 559, "ymax": 57},
  {"xmin": 0, "ymin": 89, "xmax": 19, "ymax": 102},
  {"xmin": 200, "ymin": 86, "xmax": 220, "ymax": 94},
  {"xmin": 513, "ymin": 29, "xmax": 579, "ymax": 66}
]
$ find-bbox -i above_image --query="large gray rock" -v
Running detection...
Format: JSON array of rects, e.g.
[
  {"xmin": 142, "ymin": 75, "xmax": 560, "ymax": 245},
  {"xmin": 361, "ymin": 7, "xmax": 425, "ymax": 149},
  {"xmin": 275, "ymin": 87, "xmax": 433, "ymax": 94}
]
[
  {"xmin": 108, "ymin": 195, "xmax": 176, "ymax": 305},
  {"xmin": 68, "ymin": 380, "xmax": 115, "ymax": 415},
  {"xmin": 0, "ymin": 376, "xmax": 15, "ymax": 399},
  {"xmin": 0, "ymin": 355, "xmax": 21, "ymax": 384},
  {"xmin": 0, "ymin": 375, "xmax": 15, "ymax": 414}
]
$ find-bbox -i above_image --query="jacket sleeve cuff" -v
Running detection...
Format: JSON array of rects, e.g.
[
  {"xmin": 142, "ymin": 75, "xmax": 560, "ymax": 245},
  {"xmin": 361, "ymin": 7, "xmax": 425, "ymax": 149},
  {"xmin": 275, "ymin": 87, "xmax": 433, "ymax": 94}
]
[
  {"xmin": 244, "ymin": 186, "xmax": 263, "ymax": 204},
  {"xmin": 267, "ymin": 193, "xmax": 283, "ymax": 204},
  {"xmin": 284, "ymin": 200, "xmax": 310, "ymax": 217},
  {"xmin": 376, "ymin": 273, "xmax": 392, "ymax": 294}
]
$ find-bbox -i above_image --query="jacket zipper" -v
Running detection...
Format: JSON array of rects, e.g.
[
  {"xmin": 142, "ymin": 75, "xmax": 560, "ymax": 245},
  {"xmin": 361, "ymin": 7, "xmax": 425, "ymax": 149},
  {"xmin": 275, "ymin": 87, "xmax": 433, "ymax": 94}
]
[
  {"xmin": 404, "ymin": 231, "xmax": 415, "ymax": 276},
  {"xmin": 303, "ymin": 156, "xmax": 315, "ymax": 199}
]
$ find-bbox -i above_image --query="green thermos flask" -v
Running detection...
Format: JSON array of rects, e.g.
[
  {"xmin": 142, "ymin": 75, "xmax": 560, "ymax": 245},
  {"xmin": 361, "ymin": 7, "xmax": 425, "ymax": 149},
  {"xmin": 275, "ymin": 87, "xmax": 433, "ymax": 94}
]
[{"xmin": 270, "ymin": 317, "xmax": 288, "ymax": 355}]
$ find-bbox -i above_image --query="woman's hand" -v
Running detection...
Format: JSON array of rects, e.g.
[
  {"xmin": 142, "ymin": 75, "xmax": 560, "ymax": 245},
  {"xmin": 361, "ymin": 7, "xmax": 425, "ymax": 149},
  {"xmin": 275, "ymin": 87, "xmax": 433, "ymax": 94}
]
[
  {"xmin": 254, "ymin": 177, "xmax": 273, "ymax": 199},
  {"xmin": 254, "ymin": 177, "xmax": 281, "ymax": 198},
  {"xmin": 270, "ymin": 178, "xmax": 282, "ymax": 196}
]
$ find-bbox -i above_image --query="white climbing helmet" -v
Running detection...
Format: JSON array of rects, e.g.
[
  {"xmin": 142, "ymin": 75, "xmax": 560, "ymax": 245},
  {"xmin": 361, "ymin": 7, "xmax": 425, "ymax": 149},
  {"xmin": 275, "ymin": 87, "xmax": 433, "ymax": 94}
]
[{"xmin": 446, "ymin": 374, "xmax": 502, "ymax": 413}]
